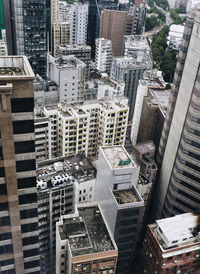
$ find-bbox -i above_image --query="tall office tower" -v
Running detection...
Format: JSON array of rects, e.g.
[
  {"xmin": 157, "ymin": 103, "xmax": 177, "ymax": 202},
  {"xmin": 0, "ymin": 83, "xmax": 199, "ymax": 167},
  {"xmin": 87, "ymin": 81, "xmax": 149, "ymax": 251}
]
[
  {"xmin": 111, "ymin": 55, "xmax": 152, "ymax": 118},
  {"xmin": 130, "ymin": 69, "xmax": 165, "ymax": 146},
  {"xmin": 95, "ymin": 38, "xmax": 112, "ymax": 74},
  {"xmin": 46, "ymin": 0, "xmax": 51, "ymax": 51},
  {"xmin": 47, "ymin": 54, "xmax": 86, "ymax": 103},
  {"xmin": 37, "ymin": 159, "xmax": 77, "ymax": 274},
  {"xmin": 132, "ymin": 0, "xmax": 146, "ymax": 35},
  {"xmin": 52, "ymin": 22, "xmax": 70, "ymax": 57},
  {"xmin": 0, "ymin": 56, "xmax": 40, "ymax": 274},
  {"xmin": 100, "ymin": 10, "xmax": 134, "ymax": 56},
  {"xmin": 56, "ymin": 44, "xmax": 91, "ymax": 80},
  {"xmin": 69, "ymin": 3, "xmax": 88, "ymax": 45},
  {"xmin": 95, "ymin": 146, "xmax": 145, "ymax": 274},
  {"xmin": 154, "ymin": 9, "xmax": 200, "ymax": 219},
  {"xmin": 82, "ymin": 0, "xmax": 118, "ymax": 58},
  {"xmin": 142, "ymin": 213, "xmax": 200, "ymax": 273},
  {"xmin": 4, "ymin": 0, "xmax": 47, "ymax": 77},
  {"xmin": 56, "ymin": 204, "xmax": 118, "ymax": 274}
]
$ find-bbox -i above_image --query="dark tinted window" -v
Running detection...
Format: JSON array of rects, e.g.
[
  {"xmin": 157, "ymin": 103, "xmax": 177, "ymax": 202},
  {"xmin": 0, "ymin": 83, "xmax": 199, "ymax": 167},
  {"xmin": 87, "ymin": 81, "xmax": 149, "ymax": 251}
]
[
  {"xmin": 17, "ymin": 177, "xmax": 36, "ymax": 189},
  {"xmin": 16, "ymin": 159, "xmax": 35, "ymax": 172},
  {"xmin": 19, "ymin": 193, "xmax": 37, "ymax": 205},
  {"xmin": 20, "ymin": 208, "xmax": 37, "ymax": 219},
  {"xmin": 14, "ymin": 141, "xmax": 35, "ymax": 154},
  {"xmin": 13, "ymin": 120, "xmax": 34, "ymax": 134},
  {"xmin": 11, "ymin": 98, "xmax": 33, "ymax": 113}
]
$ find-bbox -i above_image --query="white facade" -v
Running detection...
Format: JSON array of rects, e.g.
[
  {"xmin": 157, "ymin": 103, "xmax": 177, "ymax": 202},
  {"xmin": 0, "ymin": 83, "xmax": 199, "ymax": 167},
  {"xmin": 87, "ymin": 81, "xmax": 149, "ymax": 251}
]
[
  {"xmin": 59, "ymin": 1, "xmax": 71, "ymax": 22},
  {"xmin": 37, "ymin": 97, "xmax": 129, "ymax": 159},
  {"xmin": 187, "ymin": 0, "xmax": 200, "ymax": 12},
  {"xmin": 47, "ymin": 54, "xmax": 86, "ymax": 103},
  {"xmin": 95, "ymin": 38, "xmax": 112, "ymax": 74},
  {"xmin": 97, "ymin": 78, "xmax": 125, "ymax": 99},
  {"xmin": 0, "ymin": 30, "xmax": 8, "ymax": 56},
  {"xmin": 76, "ymin": 179, "xmax": 95, "ymax": 204},
  {"xmin": 70, "ymin": 3, "xmax": 88, "ymax": 44},
  {"xmin": 130, "ymin": 70, "xmax": 165, "ymax": 146},
  {"xmin": 167, "ymin": 24, "xmax": 184, "ymax": 50}
]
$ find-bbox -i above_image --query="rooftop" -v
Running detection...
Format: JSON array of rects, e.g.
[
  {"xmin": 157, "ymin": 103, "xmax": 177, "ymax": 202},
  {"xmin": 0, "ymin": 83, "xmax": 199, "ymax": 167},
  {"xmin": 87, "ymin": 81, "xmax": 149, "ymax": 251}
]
[
  {"xmin": 134, "ymin": 141, "xmax": 155, "ymax": 155},
  {"xmin": 36, "ymin": 153, "xmax": 96, "ymax": 193},
  {"xmin": 55, "ymin": 55, "xmax": 85, "ymax": 69},
  {"xmin": 149, "ymin": 89, "xmax": 171, "ymax": 115},
  {"xmin": 150, "ymin": 213, "xmax": 200, "ymax": 253},
  {"xmin": 57, "ymin": 44, "xmax": 91, "ymax": 51},
  {"xmin": 59, "ymin": 205, "xmax": 116, "ymax": 256},
  {"xmin": 113, "ymin": 189, "xmax": 139, "ymax": 204},
  {"xmin": 103, "ymin": 146, "xmax": 135, "ymax": 169},
  {"xmin": 0, "ymin": 56, "xmax": 35, "ymax": 80},
  {"xmin": 139, "ymin": 69, "xmax": 166, "ymax": 88}
]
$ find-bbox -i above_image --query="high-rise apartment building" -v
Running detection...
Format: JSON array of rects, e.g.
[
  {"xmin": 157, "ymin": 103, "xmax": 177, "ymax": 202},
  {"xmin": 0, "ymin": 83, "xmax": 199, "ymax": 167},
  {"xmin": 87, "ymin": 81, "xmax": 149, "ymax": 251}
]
[
  {"xmin": 95, "ymin": 146, "xmax": 145, "ymax": 274},
  {"xmin": 95, "ymin": 38, "xmax": 112, "ymax": 74},
  {"xmin": 142, "ymin": 213, "xmax": 200, "ymax": 273},
  {"xmin": 51, "ymin": 0, "xmax": 59, "ymax": 24},
  {"xmin": 122, "ymin": 35, "xmax": 150, "ymax": 58},
  {"xmin": 35, "ymin": 97, "xmax": 129, "ymax": 159},
  {"xmin": 100, "ymin": 10, "xmax": 134, "ymax": 56},
  {"xmin": 154, "ymin": 9, "xmax": 200, "ymax": 219},
  {"xmin": 111, "ymin": 55, "xmax": 152, "ymax": 118},
  {"xmin": 70, "ymin": 3, "xmax": 88, "ymax": 45},
  {"xmin": 56, "ymin": 204, "xmax": 118, "ymax": 274},
  {"xmin": 47, "ymin": 54, "xmax": 86, "ymax": 103},
  {"xmin": 0, "ymin": 56, "xmax": 40, "ymax": 274},
  {"xmin": 52, "ymin": 22, "xmax": 70, "ymax": 57},
  {"xmin": 56, "ymin": 44, "xmax": 91, "ymax": 80},
  {"xmin": 59, "ymin": 0, "xmax": 71, "ymax": 22},
  {"xmin": 4, "ymin": 0, "xmax": 46, "ymax": 77},
  {"xmin": 132, "ymin": 0, "xmax": 146, "ymax": 35}
]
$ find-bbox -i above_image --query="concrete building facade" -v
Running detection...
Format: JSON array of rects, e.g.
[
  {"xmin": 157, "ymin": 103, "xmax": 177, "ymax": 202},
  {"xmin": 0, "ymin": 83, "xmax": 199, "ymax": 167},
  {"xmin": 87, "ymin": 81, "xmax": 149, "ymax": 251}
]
[
  {"xmin": 154, "ymin": 9, "xmax": 200, "ymax": 219},
  {"xmin": 69, "ymin": 3, "xmax": 88, "ymax": 45},
  {"xmin": 95, "ymin": 38, "xmax": 112, "ymax": 74},
  {"xmin": 0, "ymin": 56, "xmax": 40, "ymax": 274},
  {"xmin": 52, "ymin": 22, "xmax": 70, "ymax": 57},
  {"xmin": 100, "ymin": 10, "xmax": 134, "ymax": 56},
  {"xmin": 95, "ymin": 146, "xmax": 145, "ymax": 274},
  {"xmin": 111, "ymin": 55, "xmax": 152, "ymax": 118},
  {"xmin": 47, "ymin": 54, "xmax": 86, "ymax": 104}
]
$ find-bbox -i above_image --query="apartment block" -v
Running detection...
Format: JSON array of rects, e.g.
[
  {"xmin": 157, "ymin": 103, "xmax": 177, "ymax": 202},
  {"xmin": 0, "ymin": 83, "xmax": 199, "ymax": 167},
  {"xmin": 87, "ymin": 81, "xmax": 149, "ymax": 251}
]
[
  {"xmin": 56, "ymin": 204, "xmax": 118, "ymax": 274},
  {"xmin": 142, "ymin": 213, "xmax": 200, "ymax": 273},
  {"xmin": 70, "ymin": 3, "xmax": 88, "ymax": 45},
  {"xmin": 95, "ymin": 146, "xmax": 145, "ymax": 274},
  {"xmin": 132, "ymin": 0, "xmax": 146, "ymax": 35},
  {"xmin": 37, "ymin": 97, "xmax": 129, "ymax": 159},
  {"xmin": 47, "ymin": 54, "xmax": 86, "ymax": 104},
  {"xmin": 130, "ymin": 69, "xmax": 166, "ymax": 146},
  {"xmin": 0, "ymin": 56, "xmax": 40, "ymax": 274},
  {"xmin": 59, "ymin": 1, "xmax": 71, "ymax": 22},
  {"xmin": 95, "ymin": 38, "xmax": 112, "ymax": 74},
  {"xmin": 52, "ymin": 22, "xmax": 70, "ymax": 57},
  {"xmin": 111, "ymin": 55, "xmax": 152, "ymax": 118},
  {"xmin": 56, "ymin": 44, "xmax": 91, "ymax": 80}
]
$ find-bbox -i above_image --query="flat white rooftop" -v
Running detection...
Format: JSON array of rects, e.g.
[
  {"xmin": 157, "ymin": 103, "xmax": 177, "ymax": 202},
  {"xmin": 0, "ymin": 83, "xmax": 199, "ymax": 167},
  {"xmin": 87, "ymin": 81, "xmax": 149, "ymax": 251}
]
[
  {"xmin": 103, "ymin": 146, "xmax": 135, "ymax": 169},
  {"xmin": 157, "ymin": 213, "xmax": 199, "ymax": 244}
]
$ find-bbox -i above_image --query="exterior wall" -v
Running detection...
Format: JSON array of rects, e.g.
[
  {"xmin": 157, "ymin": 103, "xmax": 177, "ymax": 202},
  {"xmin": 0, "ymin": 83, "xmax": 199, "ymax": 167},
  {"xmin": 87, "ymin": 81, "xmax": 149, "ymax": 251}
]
[
  {"xmin": 155, "ymin": 11, "xmax": 200, "ymax": 219},
  {"xmin": 100, "ymin": 10, "xmax": 131, "ymax": 56},
  {"xmin": 95, "ymin": 38, "xmax": 112, "ymax": 74},
  {"xmin": 131, "ymin": 84, "xmax": 148, "ymax": 146},
  {"xmin": 0, "ymin": 57, "xmax": 40, "ymax": 274},
  {"xmin": 76, "ymin": 179, "xmax": 95, "ymax": 204},
  {"xmin": 70, "ymin": 3, "xmax": 88, "ymax": 45}
]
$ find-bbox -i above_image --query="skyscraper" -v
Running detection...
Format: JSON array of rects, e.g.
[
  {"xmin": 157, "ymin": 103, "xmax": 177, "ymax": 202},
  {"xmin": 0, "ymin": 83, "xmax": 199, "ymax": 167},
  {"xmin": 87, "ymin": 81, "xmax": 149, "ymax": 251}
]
[
  {"xmin": 0, "ymin": 56, "xmax": 40, "ymax": 274},
  {"xmin": 3, "ymin": 0, "xmax": 46, "ymax": 77},
  {"xmin": 154, "ymin": 9, "xmax": 200, "ymax": 219}
]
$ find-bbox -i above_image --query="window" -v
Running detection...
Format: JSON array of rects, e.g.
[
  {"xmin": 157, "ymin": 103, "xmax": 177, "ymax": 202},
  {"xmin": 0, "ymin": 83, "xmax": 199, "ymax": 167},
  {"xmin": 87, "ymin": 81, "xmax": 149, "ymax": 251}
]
[
  {"xmin": 0, "ymin": 202, "xmax": 8, "ymax": 212},
  {"xmin": 20, "ymin": 208, "xmax": 37, "ymax": 219},
  {"xmin": 11, "ymin": 98, "xmax": 34, "ymax": 113},
  {"xmin": 14, "ymin": 141, "xmax": 35, "ymax": 154},
  {"xmin": 13, "ymin": 120, "xmax": 34, "ymax": 134},
  {"xmin": 16, "ymin": 159, "xmax": 35, "ymax": 172}
]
